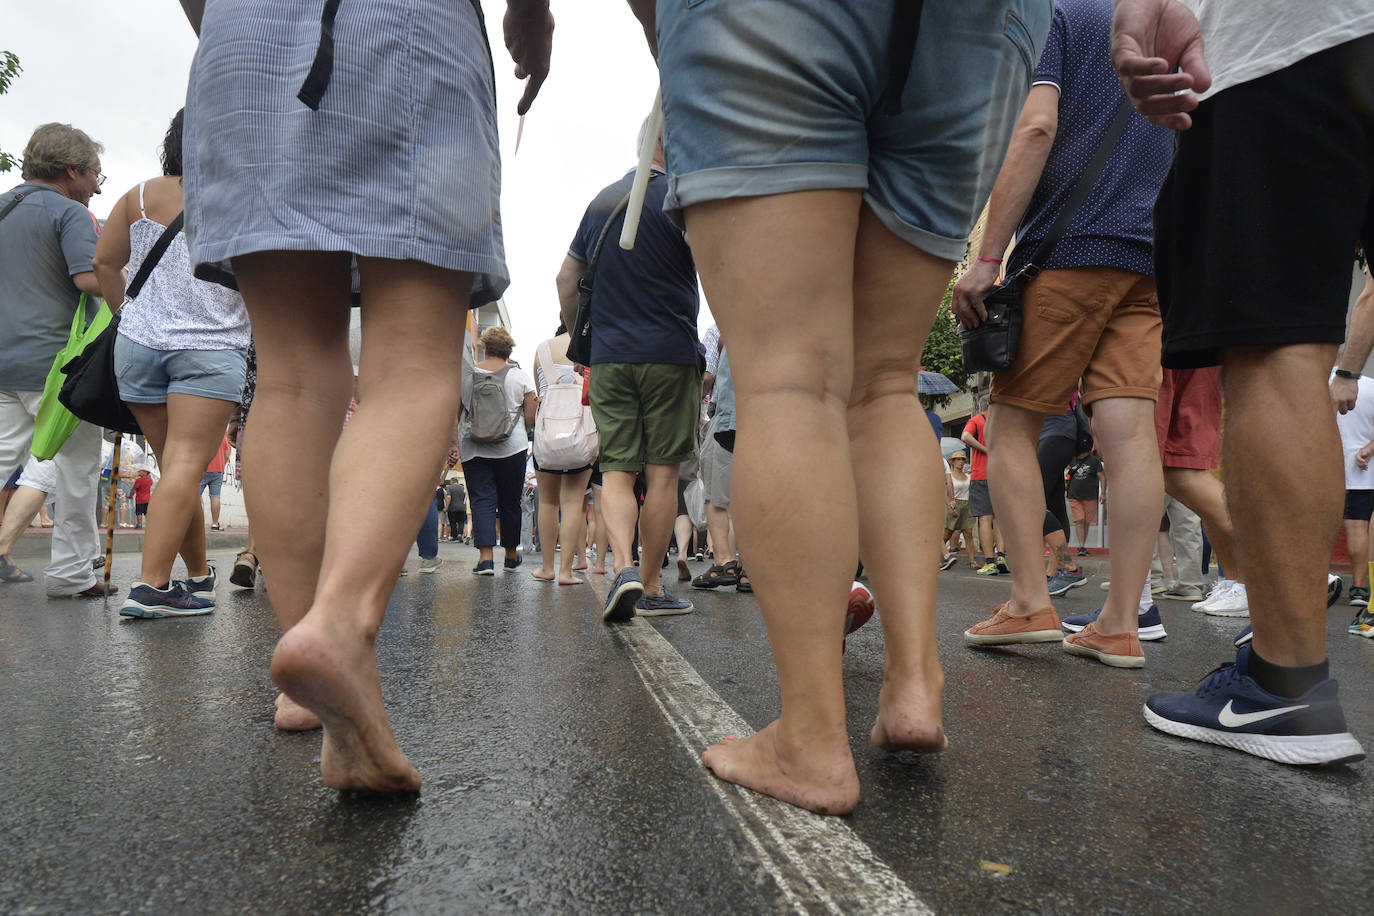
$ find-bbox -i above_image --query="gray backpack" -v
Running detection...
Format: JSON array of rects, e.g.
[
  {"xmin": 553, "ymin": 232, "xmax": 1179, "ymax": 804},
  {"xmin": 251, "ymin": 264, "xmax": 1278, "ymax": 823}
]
[{"xmin": 468, "ymin": 365, "xmax": 519, "ymax": 444}]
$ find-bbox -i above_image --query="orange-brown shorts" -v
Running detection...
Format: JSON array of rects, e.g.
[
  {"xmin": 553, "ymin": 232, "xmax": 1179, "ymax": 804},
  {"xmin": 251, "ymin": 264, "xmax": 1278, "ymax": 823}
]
[
  {"xmin": 1154, "ymin": 366, "xmax": 1222, "ymax": 470},
  {"xmin": 991, "ymin": 267, "xmax": 1162, "ymax": 413},
  {"xmin": 1068, "ymin": 497, "xmax": 1098, "ymax": 525}
]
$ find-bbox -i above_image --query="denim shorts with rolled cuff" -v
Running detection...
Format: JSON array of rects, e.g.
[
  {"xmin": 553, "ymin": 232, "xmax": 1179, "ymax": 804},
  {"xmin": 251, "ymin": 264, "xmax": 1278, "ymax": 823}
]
[
  {"xmin": 114, "ymin": 334, "xmax": 248, "ymax": 404},
  {"xmin": 656, "ymin": 0, "xmax": 1052, "ymax": 261}
]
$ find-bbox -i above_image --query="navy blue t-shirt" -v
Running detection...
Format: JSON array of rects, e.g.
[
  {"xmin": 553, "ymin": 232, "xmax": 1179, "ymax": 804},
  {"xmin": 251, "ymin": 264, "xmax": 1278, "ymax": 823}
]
[
  {"xmin": 1007, "ymin": 0, "xmax": 1173, "ymax": 278},
  {"xmin": 569, "ymin": 169, "xmax": 699, "ymax": 367}
]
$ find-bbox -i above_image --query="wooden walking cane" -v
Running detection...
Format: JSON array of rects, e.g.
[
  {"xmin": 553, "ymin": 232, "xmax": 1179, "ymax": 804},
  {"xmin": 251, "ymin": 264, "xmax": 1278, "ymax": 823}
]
[{"xmin": 103, "ymin": 433, "xmax": 121, "ymax": 610}]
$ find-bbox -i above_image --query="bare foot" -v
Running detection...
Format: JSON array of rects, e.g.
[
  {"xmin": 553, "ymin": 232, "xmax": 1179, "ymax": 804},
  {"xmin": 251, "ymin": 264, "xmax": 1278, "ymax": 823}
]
[
  {"xmin": 274, "ymin": 692, "xmax": 322, "ymax": 731},
  {"xmin": 571, "ymin": 561, "xmax": 588, "ymax": 571},
  {"xmin": 531, "ymin": 569, "xmax": 556, "ymax": 582},
  {"xmin": 270, "ymin": 618, "xmax": 421, "ymax": 793},
  {"xmin": 871, "ymin": 666, "xmax": 947, "ymax": 754},
  {"xmin": 701, "ymin": 720, "xmax": 859, "ymax": 815},
  {"xmin": 591, "ymin": 566, "xmax": 607, "ymax": 575},
  {"xmin": 556, "ymin": 573, "xmax": 584, "ymax": 586}
]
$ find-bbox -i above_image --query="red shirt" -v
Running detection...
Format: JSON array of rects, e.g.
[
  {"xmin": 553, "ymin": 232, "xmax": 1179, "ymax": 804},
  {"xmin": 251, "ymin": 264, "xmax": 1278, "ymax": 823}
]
[
  {"xmin": 963, "ymin": 413, "xmax": 990, "ymax": 481},
  {"xmin": 132, "ymin": 476, "xmax": 153, "ymax": 504},
  {"xmin": 206, "ymin": 437, "xmax": 230, "ymax": 474}
]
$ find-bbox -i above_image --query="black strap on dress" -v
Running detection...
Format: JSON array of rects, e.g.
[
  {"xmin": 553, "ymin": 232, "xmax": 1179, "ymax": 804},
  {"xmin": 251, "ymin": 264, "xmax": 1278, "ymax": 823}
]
[
  {"xmin": 297, "ymin": 0, "xmax": 344, "ymax": 110},
  {"xmin": 882, "ymin": 0, "xmax": 925, "ymax": 116}
]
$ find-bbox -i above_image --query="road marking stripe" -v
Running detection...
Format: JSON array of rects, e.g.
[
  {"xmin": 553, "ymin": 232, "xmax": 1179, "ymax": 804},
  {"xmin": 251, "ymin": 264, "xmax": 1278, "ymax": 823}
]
[{"xmin": 586, "ymin": 575, "xmax": 931, "ymax": 915}]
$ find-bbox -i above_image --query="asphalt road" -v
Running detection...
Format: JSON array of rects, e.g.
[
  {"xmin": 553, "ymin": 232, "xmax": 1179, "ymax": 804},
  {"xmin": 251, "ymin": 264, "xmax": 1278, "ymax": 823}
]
[{"xmin": 1, "ymin": 540, "xmax": 1370, "ymax": 914}]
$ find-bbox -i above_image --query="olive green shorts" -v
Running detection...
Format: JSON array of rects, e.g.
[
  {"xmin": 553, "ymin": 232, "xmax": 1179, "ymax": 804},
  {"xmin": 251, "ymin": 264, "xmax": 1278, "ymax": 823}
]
[{"xmin": 589, "ymin": 362, "xmax": 702, "ymax": 472}]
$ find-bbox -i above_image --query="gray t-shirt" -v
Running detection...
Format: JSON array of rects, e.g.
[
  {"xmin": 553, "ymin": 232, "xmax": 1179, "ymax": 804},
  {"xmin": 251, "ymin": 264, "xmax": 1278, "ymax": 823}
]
[{"xmin": 0, "ymin": 183, "xmax": 99, "ymax": 390}]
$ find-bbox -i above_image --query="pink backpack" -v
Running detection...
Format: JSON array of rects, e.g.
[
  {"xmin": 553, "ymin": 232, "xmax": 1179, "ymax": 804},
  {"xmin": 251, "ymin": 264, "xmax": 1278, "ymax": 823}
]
[{"xmin": 533, "ymin": 340, "xmax": 598, "ymax": 471}]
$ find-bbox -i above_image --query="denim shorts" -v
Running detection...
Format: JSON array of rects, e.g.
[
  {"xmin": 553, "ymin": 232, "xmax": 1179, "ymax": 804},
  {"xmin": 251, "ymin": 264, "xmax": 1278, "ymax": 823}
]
[
  {"xmin": 114, "ymin": 334, "xmax": 248, "ymax": 404},
  {"xmin": 657, "ymin": 0, "xmax": 1052, "ymax": 261}
]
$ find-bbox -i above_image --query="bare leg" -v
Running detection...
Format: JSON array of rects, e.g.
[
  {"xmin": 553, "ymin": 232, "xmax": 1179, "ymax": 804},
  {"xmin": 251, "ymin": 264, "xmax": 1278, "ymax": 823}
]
[
  {"xmin": 591, "ymin": 487, "xmax": 608, "ymax": 573},
  {"xmin": 844, "ymin": 206, "xmax": 954, "ymax": 754},
  {"xmin": 705, "ymin": 502, "xmax": 733, "ymax": 563},
  {"xmin": 0, "ymin": 485, "xmax": 46, "ymax": 557},
  {"xmin": 689, "ymin": 190, "xmax": 862, "ymax": 814},
  {"xmin": 961, "ymin": 526, "xmax": 978, "ymax": 566},
  {"xmin": 1345, "ymin": 520, "xmax": 1368, "ymax": 589},
  {"xmin": 639, "ymin": 464, "xmax": 679, "ymax": 595},
  {"xmin": 557, "ymin": 469, "xmax": 593, "ymax": 583},
  {"xmin": 1223, "ymin": 344, "xmax": 1340, "ymax": 667},
  {"xmin": 1089, "ymin": 398, "xmax": 1165, "ymax": 633},
  {"xmin": 978, "ymin": 515, "xmax": 996, "ymax": 561},
  {"xmin": 128, "ymin": 395, "xmax": 236, "ymax": 587},
  {"xmin": 533, "ymin": 470, "xmax": 560, "ymax": 580},
  {"xmin": 987, "ymin": 404, "xmax": 1054, "ymax": 613},
  {"xmin": 600, "ymin": 470, "xmax": 641, "ymax": 574}
]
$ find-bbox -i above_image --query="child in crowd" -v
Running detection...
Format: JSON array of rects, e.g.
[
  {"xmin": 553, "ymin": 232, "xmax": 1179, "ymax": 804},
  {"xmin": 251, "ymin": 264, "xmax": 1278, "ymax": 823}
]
[{"xmin": 132, "ymin": 470, "xmax": 153, "ymax": 529}]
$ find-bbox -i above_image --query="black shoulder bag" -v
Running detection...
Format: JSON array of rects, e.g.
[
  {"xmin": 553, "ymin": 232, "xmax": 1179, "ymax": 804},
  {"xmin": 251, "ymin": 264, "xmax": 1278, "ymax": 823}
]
[
  {"xmin": 566, "ymin": 182, "xmax": 645, "ymax": 367},
  {"xmin": 961, "ymin": 98, "xmax": 1136, "ymax": 373},
  {"xmin": 58, "ymin": 211, "xmax": 185, "ymax": 433}
]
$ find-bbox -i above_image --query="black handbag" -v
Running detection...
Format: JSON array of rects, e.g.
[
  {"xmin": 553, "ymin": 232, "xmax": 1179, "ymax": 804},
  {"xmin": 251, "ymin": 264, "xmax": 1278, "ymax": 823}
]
[
  {"xmin": 58, "ymin": 212, "xmax": 185, "ymax": 434},
  {"xmin": 567, "ymin": 181, "xmax": 647, "ymax": 366},
  {"xmin": 961, "ymin": 99, "xmax": 1136, "ymax": 373}
]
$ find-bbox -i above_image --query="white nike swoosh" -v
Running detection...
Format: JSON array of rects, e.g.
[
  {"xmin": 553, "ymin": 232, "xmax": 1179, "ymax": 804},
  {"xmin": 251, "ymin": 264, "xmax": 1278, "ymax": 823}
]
[{"xmin": 1218, "ymin": 699, "xmax": 1310, "ymax": 727}]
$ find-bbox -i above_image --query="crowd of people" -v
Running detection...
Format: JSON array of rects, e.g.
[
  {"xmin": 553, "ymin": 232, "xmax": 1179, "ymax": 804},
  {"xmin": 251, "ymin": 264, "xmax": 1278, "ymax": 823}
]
[{"xmin": 1, "ymin": 0, "xmax": 1371, "ymax": 816}]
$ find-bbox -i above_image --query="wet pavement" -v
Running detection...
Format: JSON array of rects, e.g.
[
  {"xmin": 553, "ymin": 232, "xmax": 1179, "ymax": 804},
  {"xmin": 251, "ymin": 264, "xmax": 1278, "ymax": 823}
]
[{"xmin": 1, "ymin": 540, "xmax": 1371, "ymax": 914}]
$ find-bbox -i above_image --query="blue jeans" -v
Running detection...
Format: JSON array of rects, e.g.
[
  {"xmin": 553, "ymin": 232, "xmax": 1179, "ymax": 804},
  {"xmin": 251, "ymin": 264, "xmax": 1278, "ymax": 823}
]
[
  {"xmin": 461, "ymin": 451, "xmax": 526, "ymax": 550},
  {"xmin": 415, "ymin": 499, "xmax": 439, "ymax": 560}
]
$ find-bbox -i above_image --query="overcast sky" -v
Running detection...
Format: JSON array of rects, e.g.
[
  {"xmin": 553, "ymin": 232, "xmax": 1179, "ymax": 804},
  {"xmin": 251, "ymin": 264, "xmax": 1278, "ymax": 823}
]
[{"xmin": 0, "ymin": 0, "xmax": 711, "ymax": 367}]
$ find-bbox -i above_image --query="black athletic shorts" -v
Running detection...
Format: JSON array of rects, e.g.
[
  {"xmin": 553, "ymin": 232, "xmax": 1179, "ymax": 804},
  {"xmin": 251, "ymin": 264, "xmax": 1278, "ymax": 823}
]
[
  {"xmin": 1154, "ymin": 34, "xmax": 1374, "ymax": 369},
  {"xmin": 1346, "ymin": 489, "xmax": 1374, "ymax": 522}
]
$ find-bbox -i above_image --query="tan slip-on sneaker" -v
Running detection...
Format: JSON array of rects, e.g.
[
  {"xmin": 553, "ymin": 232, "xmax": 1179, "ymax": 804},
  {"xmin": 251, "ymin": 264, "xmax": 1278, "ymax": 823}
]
[
  {"xmin": 1062, "ymin": 621, "xmax": 1145, "ymax": 668},
  {"xmin": 964, "ymin": 603, "xmax": 1063, "ymax": 646}
]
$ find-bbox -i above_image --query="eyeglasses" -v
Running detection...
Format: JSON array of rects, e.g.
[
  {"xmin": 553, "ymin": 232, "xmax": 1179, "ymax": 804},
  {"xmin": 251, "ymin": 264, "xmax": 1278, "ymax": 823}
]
[{"xmin": 80, "ymin": 166, "xmax": 106, "ymax": 188}]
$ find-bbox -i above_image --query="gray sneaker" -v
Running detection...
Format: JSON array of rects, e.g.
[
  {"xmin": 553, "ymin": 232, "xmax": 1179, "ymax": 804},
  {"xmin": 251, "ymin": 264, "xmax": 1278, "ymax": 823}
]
[
  {"xmin": 637, "ymin": 588, "xmax": 694, "ymax": 617},
  {"xmin": 1162, "ymin": 582, "xmax": 1205, "ymax": 601},
  {"xmin": 603, "ymin": 567, "xmax": 644, "ymax": 623},
  {"xmin": 419, "ymin": 556, "xmax": 443, "ymax": 574},
  {"xmin": 1047, "ymin": 567, "xmax": 1087, "ymax": 597}
]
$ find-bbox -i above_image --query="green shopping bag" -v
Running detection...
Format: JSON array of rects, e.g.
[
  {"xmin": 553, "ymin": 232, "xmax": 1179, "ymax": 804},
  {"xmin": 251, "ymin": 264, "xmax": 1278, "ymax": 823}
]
[{"xmin": 31, "ymin": 295, "xmax": 111, "ymax": 460}]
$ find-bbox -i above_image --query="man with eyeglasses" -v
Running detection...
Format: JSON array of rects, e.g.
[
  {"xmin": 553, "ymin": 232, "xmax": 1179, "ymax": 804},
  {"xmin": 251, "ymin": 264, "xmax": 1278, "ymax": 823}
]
[{"xmin": 0, "ymin": 122, "xmax": 114, "ymax": 598}]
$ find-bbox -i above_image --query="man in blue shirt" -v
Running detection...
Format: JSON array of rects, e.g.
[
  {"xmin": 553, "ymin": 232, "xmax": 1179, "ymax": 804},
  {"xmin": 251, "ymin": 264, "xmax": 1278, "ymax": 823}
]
[
  {"xmin": 558, "ymin": 131, "xmax": 701, "ymax": 622},
  {"xmin": 952, "ymin": 0, "xmax": 1171, "ymax": 667}
]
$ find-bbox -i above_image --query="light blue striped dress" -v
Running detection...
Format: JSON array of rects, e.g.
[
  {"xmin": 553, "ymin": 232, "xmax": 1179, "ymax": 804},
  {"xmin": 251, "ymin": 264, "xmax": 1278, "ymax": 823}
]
[{"xmin": 183, "ymin": 0, "xmax": 508, "ymax": 308}]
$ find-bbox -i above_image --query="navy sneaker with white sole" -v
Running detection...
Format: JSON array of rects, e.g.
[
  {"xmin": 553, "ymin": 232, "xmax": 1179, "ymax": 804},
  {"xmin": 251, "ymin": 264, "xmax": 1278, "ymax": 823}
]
[
  {"xmin": 120, "ymin": 582, "xmax": 216, "ymax": 618},
  {"xmin": 636, "ymin": 588, "xmax": 693, "ymax": 617},
  {"xmin": 1062, "ymin": 604, "xmax": 1166, "ymax": 641},
  {"xmin": 1144, "ymin": 645, "xmax": 1365, "ymax": 765},
  {"xmin": 185, "ymin": 564, "xmax": 216, "ymax": 598},
  {"xmin": 603, "ymin": 567, "xmax": 644, "ymax": 623}
]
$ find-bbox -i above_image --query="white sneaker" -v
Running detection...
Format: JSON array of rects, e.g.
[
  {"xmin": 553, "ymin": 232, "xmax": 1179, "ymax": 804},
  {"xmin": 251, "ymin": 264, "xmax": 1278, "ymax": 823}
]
[
  {"xmin": 1197, "ymin": 579, "xmax": 1250, "ymax": 617},
  {"xmin": 1193, "ymin": 578, "xmax": 1230, "ymax": 612}
]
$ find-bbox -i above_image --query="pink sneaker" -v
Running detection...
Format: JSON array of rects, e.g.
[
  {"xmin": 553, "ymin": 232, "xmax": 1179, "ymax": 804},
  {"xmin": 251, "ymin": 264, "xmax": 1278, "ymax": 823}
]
[{"xmin": 964, "ymin": 603, "xmax": 1062, "ymax": 646}]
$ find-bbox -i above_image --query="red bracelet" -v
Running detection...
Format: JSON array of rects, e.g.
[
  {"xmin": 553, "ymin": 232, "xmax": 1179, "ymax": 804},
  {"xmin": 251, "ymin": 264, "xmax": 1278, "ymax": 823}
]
[{"xmin": 977, "ymin": 256, "xmax": 1002, "ymax": 263}]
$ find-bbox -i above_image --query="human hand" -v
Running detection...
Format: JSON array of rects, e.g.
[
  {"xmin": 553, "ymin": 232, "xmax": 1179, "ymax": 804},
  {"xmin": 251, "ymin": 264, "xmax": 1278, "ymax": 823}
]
[
  {"xmin": 951, "ymin": 259, "xmax": 1001, "ymax": 329},
  {"xmin": 1358, "ymin": 444, "xmax": 1374, "ymax": 470},
  {"xmin": 1332, "ymin": 376, "xmax": 1359, "ymax": 414},
  {"xmin": 1110, "ymin": 0, "xmax": 1211, "ymax": 130},
  {"xmin": 504, "ymin": 1, "xmax": 554, "ymax": 115}
]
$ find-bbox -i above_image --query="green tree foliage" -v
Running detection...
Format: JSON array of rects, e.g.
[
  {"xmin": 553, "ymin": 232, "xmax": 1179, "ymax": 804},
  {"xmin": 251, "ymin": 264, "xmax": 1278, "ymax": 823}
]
[
  {"xmin": 0, "ymin": 51, "xmax": 21, "ymax": 173},
  {"xmin": 919, "ymin": 272, "xmax": 967, "ymax": 406}
]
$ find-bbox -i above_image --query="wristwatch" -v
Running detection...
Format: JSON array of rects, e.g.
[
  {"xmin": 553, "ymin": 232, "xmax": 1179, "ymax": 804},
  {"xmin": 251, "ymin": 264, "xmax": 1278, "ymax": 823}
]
[{"xmin": 1335, "ymin": 368, "xmax": 1361, "ymax": 380}]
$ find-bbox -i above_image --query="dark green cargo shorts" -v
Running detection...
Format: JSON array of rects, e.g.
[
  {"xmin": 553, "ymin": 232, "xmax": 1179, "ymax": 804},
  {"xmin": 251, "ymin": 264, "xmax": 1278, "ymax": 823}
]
[{"xmin": 589, "ymin": 362, "xmax": 702, "ymax": 472}]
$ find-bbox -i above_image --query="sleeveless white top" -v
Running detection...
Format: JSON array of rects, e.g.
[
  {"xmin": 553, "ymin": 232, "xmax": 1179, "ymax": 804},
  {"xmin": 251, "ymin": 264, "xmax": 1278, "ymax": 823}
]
[{"xmin": 119, "ymin": 182, "xmax": 251, "ymax": 352}]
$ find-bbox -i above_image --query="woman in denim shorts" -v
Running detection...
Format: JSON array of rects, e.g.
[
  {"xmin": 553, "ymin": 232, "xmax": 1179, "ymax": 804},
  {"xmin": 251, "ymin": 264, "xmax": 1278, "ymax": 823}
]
[
  {"xmin": 94, "ymin": 110, "xmax": 250, "ymax": 621},
  {"xmin": 645, "ymin": 0, "xmax": 1051, "ymax": 813}
]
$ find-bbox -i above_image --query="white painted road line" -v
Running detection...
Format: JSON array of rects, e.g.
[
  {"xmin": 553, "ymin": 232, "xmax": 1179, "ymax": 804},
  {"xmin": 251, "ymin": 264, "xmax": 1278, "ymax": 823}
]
[{"xmin": 585, "ymin": 575, "xmax": 932, "ymax": 915}]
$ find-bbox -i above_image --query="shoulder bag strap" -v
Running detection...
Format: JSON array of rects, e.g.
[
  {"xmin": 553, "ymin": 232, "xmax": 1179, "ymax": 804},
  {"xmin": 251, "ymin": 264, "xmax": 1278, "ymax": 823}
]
[
  {"xmin": 0, "ymin": 191, "xmax": 30, "ymax": 225},
  {"xmin": 1020, "ymin": 97, "xmax": 1136, "ymax": 279},
  {"xmin": 535, "ymin": 341, "xmax": 554, "ymax": 395},
  {"xmin": 126, "ymin": 211, "xmax": 185, "ymax": 300}
]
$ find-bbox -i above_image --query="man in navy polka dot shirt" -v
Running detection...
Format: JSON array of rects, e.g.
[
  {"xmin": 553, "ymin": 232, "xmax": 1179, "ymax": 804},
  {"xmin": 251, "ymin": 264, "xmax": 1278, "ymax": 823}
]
[{"xmin": 952, "ymin": 0, "xmax": 1172, "ymax": 667}]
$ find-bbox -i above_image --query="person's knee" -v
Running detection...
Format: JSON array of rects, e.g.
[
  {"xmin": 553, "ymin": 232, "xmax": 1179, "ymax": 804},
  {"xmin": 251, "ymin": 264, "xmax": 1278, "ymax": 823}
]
[{"xmin": 849, "ymin": 360, "xmax": 916, "ymax": 411}]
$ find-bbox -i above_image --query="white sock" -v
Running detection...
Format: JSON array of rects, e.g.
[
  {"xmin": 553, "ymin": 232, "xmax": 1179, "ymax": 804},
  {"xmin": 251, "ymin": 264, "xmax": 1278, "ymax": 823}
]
[{"xmin": 1139, "ymin": 582, "xmax": 1152, "ymax": 614}]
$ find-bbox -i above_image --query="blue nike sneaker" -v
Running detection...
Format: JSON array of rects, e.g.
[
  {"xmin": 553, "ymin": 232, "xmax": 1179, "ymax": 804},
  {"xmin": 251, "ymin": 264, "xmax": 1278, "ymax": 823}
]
[
  {"xmin": 1144, "ymin": 645, "xmax": 1365, "ymax": 765},
  {"xmin": 1062, "ymin": 604, "xmax": 1166, "ymax": 641},
  {"xmin": 1234, "ymin": 625, "xmax": 1252, "ymax": 648},
  {"xmin": 185, "ymin": 564, "xmax": 217, "ymax": 597}
]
